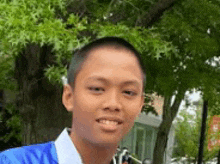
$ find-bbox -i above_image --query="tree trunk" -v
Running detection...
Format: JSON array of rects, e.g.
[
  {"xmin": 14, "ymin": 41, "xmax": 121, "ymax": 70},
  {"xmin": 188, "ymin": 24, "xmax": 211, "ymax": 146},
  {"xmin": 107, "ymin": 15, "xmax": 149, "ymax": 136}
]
[
  {"xmin": 197, "ymin": 100, "xmax": 208, "ymax": 164},
  {"xmin": 152, "ymin": 118, "xmax": 172, "ymax": 164},
  {"xmin": 15, "ymin": 44, "xmax": 71, "ymax": 145},
  {"xmin": 152, "ymin": 94, "xmax": 183, "ymax": 164}
]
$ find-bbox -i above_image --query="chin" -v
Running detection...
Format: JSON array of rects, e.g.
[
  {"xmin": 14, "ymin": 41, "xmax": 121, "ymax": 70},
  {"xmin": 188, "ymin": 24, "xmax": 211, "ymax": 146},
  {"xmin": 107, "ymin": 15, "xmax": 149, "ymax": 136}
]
[
  {"xmin": 89, "ymin": 136, "xmax": 121, "ymax": 147},
  {"xmin": 93, "ymin": 141, "xmax": 118, "ymax": 148}
]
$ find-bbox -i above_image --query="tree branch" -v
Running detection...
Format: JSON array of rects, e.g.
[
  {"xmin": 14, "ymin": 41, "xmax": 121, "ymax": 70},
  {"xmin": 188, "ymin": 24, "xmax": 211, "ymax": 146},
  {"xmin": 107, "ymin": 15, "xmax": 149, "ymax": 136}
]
[
  {"xmin": 170, "ymin": 96, "xmax": 182, "ymax": 119},
  {"xmin": 162, "ymin": 95, "xmax": 172, "ymax": 120},
  {"xmin": 171, "ymin": 90, "xmax": 185, "ymax": 119},
  {"xmin": 138, "ymin": 0, "xmax": 178, "ymax": 27}
]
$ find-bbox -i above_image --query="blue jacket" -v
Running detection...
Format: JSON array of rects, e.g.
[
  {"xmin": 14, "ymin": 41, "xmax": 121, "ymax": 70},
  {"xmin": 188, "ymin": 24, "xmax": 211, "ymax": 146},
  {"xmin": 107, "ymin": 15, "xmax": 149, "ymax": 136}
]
[{"xmin": 0, "ymin": 142, "xmax": 58, "ymax": 164}]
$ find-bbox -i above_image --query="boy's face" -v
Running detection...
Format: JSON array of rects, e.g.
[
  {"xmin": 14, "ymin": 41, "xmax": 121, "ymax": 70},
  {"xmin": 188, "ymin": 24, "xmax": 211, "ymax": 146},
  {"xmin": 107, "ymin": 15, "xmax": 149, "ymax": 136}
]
[{"xmin": 63, "ymin": 46, "xmax": 144, "ymax": 146}]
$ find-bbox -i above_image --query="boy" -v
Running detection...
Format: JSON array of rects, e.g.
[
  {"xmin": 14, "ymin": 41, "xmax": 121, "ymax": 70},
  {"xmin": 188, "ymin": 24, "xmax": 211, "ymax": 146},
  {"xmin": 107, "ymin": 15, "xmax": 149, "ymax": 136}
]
[{"xmin": 0, "ymin": 37, "xmax": 146, "ymax": 164}]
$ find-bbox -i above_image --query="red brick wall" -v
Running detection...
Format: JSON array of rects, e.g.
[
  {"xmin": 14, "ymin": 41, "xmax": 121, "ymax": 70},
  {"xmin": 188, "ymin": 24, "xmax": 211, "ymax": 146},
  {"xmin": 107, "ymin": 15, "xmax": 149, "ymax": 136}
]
[
  {"xmin": 208, "ymin": 115, "xmax": 220, "ymax": 151},
  {"xmin": 147, "ymin": 94, "xmax": 164, "ymax": 115}
]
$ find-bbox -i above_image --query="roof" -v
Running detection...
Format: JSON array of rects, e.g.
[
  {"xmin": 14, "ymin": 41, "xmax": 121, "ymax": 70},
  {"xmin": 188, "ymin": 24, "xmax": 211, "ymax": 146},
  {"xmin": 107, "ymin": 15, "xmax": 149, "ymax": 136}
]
[{"xmin": 135, "ymin": 113, "xmax": 162, "ymax": 128}]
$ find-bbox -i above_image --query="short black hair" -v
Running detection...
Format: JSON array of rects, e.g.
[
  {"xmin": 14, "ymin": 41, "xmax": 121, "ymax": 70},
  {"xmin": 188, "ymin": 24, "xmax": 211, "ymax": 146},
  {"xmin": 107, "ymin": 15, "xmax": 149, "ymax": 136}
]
[{"xmin": 67, "ymin": 36, "xmax": 146, "ymax": 91}]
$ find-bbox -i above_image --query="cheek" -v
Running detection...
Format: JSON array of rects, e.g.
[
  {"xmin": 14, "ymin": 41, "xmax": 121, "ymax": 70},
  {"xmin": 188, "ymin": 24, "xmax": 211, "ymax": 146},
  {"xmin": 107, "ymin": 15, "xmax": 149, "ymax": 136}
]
[
  {"xmin": 126, "ymin": 101, "xmax": 142, "ymax": 117},
  {"xmin": 72, "ymin": 96, "xmax": 95, "ymax": 132},
  {"xmin": 123, "ymin": 103, "xmax": 142, "ymax": 128},
  {"xmin": 72, "ymin": 93, "xmax": 100, "ymax": 119}
]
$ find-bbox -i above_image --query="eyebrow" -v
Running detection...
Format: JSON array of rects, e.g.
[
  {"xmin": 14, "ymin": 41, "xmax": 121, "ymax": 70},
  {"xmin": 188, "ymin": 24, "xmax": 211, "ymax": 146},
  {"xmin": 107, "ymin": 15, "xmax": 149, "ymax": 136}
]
[{"xmin": 86, "ymin": 76, "xmax": 141, "ymax": 87}]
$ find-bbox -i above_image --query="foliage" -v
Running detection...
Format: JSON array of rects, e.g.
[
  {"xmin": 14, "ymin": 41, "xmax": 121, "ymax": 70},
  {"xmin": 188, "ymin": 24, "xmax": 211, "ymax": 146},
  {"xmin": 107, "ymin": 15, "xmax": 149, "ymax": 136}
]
[
  {"xmin": 2, "ymin": 0, "xmax": 219, "ymax": 102},
  {"xmin": 0, "ymin": 56, "xmax": 16, "ymax": 90},
  {"xmin": 0, "ymin": 103, "xmax": 22, "ymax": 150},
  {"xmin": 0, "ymin": 0, "xmax": 90, "ymax": 87},
  {"xmin": 208, "ymin": 89, "xmax": 220, "ymax": 116},
  {"xmin": 0, "ymin": 0, "xmax": 178, "ymax": 88},
  {"xmin": 142, "ymin": 94, "xmax": 158, "ymax": 116},
  {"xmin": 147, "ymin": 0, "xmax": 220, "ymax": 98}
]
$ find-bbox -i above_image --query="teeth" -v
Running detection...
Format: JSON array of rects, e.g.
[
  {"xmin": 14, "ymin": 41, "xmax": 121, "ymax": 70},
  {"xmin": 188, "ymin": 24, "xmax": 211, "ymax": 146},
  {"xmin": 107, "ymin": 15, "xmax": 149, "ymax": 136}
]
[
  {"xmin": 106, "ymin": 120, "xmax": 110, "ymax": 124},
  {"xmin": 99, "ymin": 119, "xmax": 118, "ymax": 125}
]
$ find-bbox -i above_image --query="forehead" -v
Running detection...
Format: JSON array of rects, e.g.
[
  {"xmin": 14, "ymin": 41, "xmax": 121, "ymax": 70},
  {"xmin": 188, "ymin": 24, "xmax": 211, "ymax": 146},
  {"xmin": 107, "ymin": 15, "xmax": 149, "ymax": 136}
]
[
  {"xmin": 85, "ymin": 46, "xmax": 140, "ymax": 67},
  {"xmin": 79, "ymin": 46, "xmax": 143, "ymax": 81}
]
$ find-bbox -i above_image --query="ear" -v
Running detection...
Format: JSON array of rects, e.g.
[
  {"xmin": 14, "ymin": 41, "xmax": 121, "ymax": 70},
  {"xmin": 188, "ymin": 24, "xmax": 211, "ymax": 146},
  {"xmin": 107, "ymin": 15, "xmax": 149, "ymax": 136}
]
[{"xmin": 62, "ymin": 84, "xmax": 74, "ymax": 112}]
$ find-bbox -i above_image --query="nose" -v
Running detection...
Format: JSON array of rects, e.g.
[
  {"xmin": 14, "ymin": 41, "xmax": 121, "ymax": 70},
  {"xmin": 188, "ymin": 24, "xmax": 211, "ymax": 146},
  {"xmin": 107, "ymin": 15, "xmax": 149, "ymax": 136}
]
[{"xmin": 103, "ymin": 89, "xmax": 122, "ymax": 112}]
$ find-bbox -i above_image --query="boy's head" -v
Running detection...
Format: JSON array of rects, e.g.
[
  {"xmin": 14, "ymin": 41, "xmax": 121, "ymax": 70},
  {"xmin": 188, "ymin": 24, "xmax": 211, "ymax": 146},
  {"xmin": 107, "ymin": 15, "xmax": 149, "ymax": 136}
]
[
  {"xmin": 63, "ymin": 36, "xmax": 146, "ymax": 146},
  {"xmin": 67, "ymin": 37, "xmax": 146, "ymax": 91}
]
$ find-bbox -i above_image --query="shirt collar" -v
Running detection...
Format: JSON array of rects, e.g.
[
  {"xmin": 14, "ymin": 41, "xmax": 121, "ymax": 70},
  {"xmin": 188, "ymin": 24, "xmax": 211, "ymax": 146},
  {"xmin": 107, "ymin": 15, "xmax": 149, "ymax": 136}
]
[{"xmin": 54, "ymin": 128, "xmax": 83, "ymax": 164}]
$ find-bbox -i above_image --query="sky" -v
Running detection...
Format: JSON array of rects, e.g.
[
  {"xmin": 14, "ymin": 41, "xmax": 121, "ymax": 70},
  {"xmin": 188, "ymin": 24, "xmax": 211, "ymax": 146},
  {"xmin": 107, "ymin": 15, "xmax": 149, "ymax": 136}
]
[
  {"xmin": 187, "ymin": 91, "xmax": 201, "ymax": 102},
  {"xmin": 176, "ymin": 90, "xmax": 202, "ymax": 117}
]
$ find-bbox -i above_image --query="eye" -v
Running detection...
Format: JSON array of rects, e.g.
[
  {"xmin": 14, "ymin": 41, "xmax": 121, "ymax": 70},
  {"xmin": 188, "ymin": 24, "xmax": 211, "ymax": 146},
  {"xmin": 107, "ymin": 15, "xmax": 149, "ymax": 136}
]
[
  {"xmin": 88, "ymin": 87, "xmax": 104, "ymax": 93},
  {"xmin": 123, "ymin": 90, "xmax": 137, "ymax": 96}
]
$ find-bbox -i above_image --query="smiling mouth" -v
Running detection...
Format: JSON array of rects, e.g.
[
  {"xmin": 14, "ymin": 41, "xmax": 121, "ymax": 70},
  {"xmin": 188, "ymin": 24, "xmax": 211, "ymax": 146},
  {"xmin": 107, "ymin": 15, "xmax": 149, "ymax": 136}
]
[{"xmin": 96, "ymin": 119, "xmax": 123, "ymax": 125}]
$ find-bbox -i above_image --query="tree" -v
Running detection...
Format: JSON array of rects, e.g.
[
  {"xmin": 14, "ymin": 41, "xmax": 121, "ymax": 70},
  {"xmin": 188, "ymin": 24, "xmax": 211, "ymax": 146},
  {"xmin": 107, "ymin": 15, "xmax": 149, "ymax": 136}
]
[{"xmin": 173, "ymin": 101, "xmax": 218, "ymax": 163}]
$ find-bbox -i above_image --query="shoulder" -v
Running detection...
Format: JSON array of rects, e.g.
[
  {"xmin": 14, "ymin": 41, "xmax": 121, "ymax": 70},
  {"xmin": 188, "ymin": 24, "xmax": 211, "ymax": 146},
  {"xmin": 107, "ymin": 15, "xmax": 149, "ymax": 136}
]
[{"xmin": 0, "ymin": 141, "xmax": 58, "ymax": 164}]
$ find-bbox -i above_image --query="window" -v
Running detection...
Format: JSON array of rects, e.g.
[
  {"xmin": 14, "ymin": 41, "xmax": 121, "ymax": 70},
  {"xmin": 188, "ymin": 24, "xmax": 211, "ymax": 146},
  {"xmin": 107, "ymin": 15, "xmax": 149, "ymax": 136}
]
[
  {"xmin": 135, "ymin": 127, "xmax": 145, "ymax": 160},
  {"xmin": 133, "ymin": 123, "xmax": 156, "ymax": 161},
  {"xmin": 145, "ymin": 128, "xmax": 153, "ymax": 159}
]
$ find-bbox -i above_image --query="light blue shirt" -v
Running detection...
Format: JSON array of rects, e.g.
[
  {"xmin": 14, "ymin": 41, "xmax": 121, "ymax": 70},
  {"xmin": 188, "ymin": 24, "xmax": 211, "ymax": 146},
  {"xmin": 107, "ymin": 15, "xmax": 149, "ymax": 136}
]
[{"xmin": 55, "ymin": 128, "xmax": 83, "ymax": 164}]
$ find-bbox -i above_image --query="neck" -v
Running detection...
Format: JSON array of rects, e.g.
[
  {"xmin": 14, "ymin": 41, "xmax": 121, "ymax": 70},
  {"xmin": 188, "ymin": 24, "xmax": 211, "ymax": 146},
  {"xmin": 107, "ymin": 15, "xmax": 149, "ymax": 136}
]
[{"xmin": 70, "ymin": 130, "xmax": 118, "ymax": 164}]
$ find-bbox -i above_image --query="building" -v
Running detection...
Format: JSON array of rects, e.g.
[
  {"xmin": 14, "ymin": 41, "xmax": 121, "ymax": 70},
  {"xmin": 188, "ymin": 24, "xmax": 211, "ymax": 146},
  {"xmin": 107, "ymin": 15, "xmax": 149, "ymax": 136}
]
[
  {"xmin": 208, "ymin": 115, "xmax": 220, "ymax": 151},
  {"xmin": 119, "ymin": 95, "xmax": 175, "ymax": 164}
]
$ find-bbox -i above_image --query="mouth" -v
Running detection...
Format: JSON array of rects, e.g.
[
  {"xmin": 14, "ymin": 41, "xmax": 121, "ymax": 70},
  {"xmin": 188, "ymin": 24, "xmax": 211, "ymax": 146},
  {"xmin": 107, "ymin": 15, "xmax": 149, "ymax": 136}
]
[
  {"xmin": 96, "ymin": 117, "xmax": 123, "ymax": 131},
  {"xmin": 96, "ymin": 119, "xmax": 123, "ymax": 125}
]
